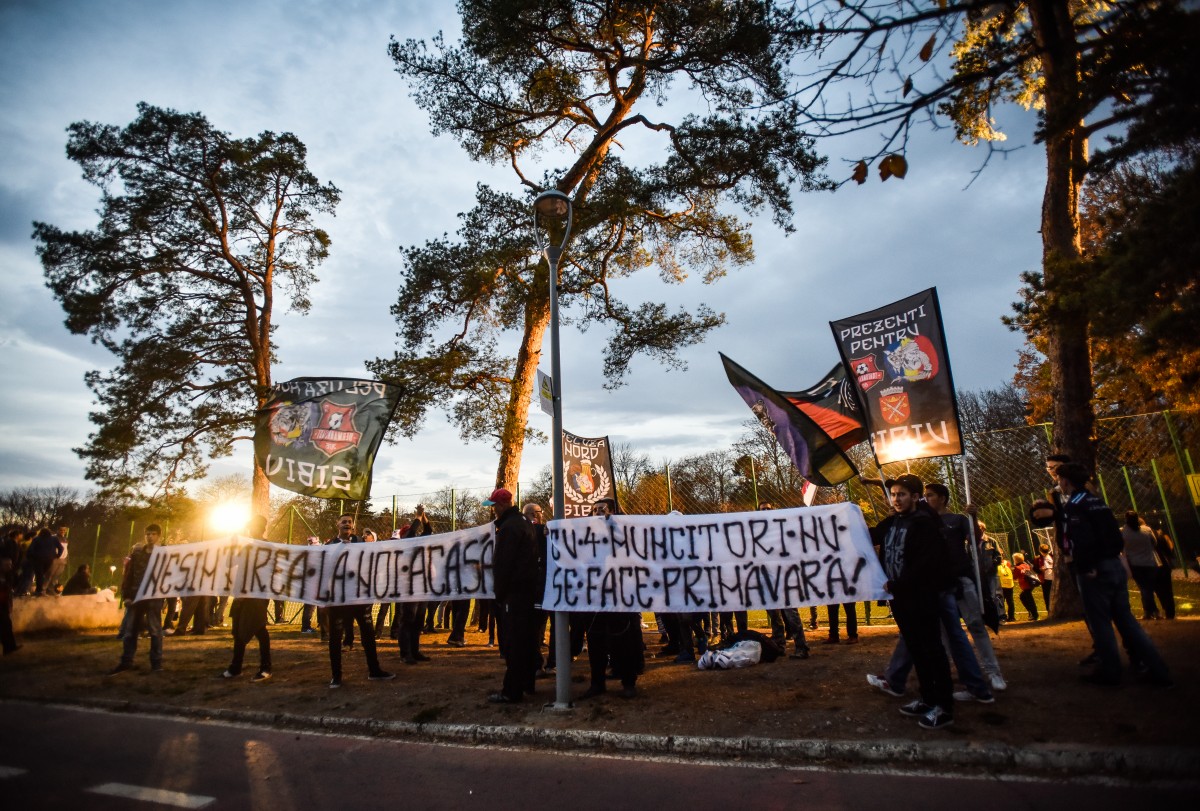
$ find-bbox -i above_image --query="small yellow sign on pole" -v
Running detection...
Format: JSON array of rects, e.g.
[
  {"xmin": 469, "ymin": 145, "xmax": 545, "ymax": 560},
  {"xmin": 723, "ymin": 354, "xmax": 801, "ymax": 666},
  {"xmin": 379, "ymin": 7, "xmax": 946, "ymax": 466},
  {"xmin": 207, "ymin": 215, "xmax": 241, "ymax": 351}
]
[{"xmin": 1187, "ymin": 473, "xmax": 1200, "ymax": 506}]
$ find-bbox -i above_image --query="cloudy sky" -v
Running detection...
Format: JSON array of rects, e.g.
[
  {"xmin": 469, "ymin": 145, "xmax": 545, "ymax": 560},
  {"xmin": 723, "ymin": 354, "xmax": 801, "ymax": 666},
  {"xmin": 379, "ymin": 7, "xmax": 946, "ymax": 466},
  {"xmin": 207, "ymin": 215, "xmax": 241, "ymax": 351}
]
[{"xmin": 0, "ymin": 0, "xmax": 1041, "ymax": 505}]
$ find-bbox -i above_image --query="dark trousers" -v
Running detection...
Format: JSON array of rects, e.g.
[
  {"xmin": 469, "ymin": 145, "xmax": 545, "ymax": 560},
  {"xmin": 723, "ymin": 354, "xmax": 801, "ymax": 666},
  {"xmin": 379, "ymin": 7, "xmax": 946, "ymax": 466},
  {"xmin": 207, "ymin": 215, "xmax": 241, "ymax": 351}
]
[
  {"xmin": 327, "ymin": 605, "xmax": 383, "ymax": 681},
  {"xmin": 1002, "ymin": 587, "xmax": 1015, "ymax": 621},
  {"xmin": 1, "ymin": 598, "xmax": 17, "ymax": 652},
  {"xmin": 1078, "ymin": 558, "xmax": 1169, "ymax": 682},
  {"xmin": 718, "ymin": 611, "xmax": 748, "ymax": 638},
  {"xmin": 1018, "ymin": 587, "xmax": 1039, "ymax": 620},
  {"xmin": 675, "ymin": 613, "xmax": 708, "ymax": 658},
  {"xmin": 891, "ymin": 591, "xmax": 953, "ymax": 712},
  {"xmin": 228, "ymin": 599, "xmax": 271, "ymax": 675},
  {"xmin": 447, "ymin": 600, "xmax": 470, "ymax": 642},
  {"xmin": 1153, "ymin": 566, "xmax": 1176, "ymax": 619},
  {"xmin": 826, "ymin": 602, "xmax": 858, "ymax": 640},
  {"xmin": 584, "ymin": 612, "xmax": 644, "ymax": 690},
  {"xmin": 499, "ymin": 600, "xmax": 540, "ymax": 700},
  {"xmin": 176, "ymin": 596, "xmax": 210, "ymax": 634},
  {"xmin": 398, "ymin": 601, "xmax": 425, "ymax": 661}
]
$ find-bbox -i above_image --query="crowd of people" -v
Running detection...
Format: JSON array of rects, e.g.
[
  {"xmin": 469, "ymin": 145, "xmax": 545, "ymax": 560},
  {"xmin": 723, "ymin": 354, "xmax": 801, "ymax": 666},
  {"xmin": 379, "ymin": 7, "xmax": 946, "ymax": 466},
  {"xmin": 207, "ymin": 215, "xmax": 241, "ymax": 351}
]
[{"xmin": 1, "ymin": 452, "xmax": 1179, "ymax": 727}]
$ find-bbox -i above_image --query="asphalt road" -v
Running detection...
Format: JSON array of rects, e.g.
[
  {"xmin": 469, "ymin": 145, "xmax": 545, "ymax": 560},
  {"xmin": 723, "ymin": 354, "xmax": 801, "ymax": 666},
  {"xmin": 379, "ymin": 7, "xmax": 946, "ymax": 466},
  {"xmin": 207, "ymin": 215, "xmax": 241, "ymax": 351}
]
[{"xmin": 1, "ymin": 701, "xmax": 1188, "ymax": 810}]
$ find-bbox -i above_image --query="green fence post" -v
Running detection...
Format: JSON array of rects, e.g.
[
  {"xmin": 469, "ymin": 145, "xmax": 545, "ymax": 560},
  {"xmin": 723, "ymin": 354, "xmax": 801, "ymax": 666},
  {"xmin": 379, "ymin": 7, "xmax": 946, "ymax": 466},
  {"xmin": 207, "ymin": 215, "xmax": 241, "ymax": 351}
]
[
  {"xmin": 288, "ymin": 507, "xmax": 296, "ymax": 544},
  {"xmin": 1095, "ymin": 469, "xmax": 1110, "ymax": 505},
  {"xmin": 1150, "ymin": 458, "xmax": 1187, "ymax": 570},
  {"xmin": 1121, "ymin": 466, "xmax": 1139, "ymax": 513},
  {"xmin": 1163, "ymin": 411, "xmax": 1200, "ymax": 548},
  {"xmin": 665, "ymin": 463, "xmax": 674, "ymax": 514},
  {"xmin": 90, "ymin": 523, "xmax": 99, "ymax": 580},
  {"xmin": 128, "ymin": 520, "xmax": 135, "ymax": 552},
  {"xmin": 392, "ymin": 495, "xmax": 398, "ymax": 535}
]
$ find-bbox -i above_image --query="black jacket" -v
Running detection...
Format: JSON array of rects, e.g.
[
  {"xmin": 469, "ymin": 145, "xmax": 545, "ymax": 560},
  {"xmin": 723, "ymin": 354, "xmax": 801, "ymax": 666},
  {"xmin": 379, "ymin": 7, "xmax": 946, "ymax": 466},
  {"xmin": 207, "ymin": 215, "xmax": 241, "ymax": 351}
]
[
  {"xmin": 1061, "ymin": 490, "xmax": 1124, "ymax": 572},
  {"xmin": 492, "ymin": 505, "xmax": 538, "ymax": 605},
  {"xmin": 874, "ymin": 503, "xmax": 954, "ymax": 599}
]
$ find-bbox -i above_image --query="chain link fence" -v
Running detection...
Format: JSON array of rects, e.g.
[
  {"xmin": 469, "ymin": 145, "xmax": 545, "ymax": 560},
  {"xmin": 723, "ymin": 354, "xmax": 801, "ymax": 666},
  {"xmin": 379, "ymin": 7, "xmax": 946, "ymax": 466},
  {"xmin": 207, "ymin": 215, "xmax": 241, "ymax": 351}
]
[{"xmin": 23, "ymin": 410, "xmax": 1199, "ymax": 602}]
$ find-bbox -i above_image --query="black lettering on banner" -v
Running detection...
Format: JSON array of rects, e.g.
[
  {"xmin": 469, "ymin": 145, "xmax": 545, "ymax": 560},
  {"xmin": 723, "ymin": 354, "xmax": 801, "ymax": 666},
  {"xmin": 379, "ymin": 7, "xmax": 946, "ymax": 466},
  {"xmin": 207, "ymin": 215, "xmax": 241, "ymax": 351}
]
[
  {"xmin": 722, "ymin": 522, "xmax": 749, "ymax": 558},
  {"xmin": 407, "ymin": 546, "xmax": 427, "ymax": 596},
  {"xmin": 198, "ymin": 548, "xmax": 220, "ymax": 592},
  {"xmin": 352, "ymin": 548, "xmax": 370, "ymax": 601},
  {"xmin": 442, "ymin": 542, "xmax": 463, "ymax": 595},
  {"xmin": 428, "ymin": 544, "xmax": 447, "ymax": 597},
  {"xmin": 330, "ymin": 549, "xmax": 351, "ymax": 603},
  {"xmin": 371, "ymin": 550, "xmax": 393, "ymax": 600},
  {"xmin": 250, "ymin": 546, "xmax": 273, "ymax": 593},
  {"xmin": 145, "ymin": 553, "xmax": 169, "ymax": 597},
  {"xmin": 285, "ymin": 551, "xmax": 310, "ymax": 600}
]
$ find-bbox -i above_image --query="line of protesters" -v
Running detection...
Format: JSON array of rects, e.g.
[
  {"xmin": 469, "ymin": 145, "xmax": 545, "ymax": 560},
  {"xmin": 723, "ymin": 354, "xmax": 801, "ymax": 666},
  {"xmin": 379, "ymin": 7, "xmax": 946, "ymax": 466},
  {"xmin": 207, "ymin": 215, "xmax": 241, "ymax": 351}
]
[{"xmin": 94, "ymin": 459, "xmax": 1173, "ymax": 724}]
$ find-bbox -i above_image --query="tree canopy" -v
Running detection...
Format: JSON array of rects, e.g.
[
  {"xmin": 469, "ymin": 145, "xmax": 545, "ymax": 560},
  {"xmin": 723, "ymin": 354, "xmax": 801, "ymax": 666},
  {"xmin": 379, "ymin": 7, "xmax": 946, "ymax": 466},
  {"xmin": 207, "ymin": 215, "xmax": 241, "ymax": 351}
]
[
  {"xmin": 34, "ymin": 103, "xmax": 340, "ymax": 511},
  {"xmin": 370, "ymin": 0, "xmax": 831, "ymax": 488}
]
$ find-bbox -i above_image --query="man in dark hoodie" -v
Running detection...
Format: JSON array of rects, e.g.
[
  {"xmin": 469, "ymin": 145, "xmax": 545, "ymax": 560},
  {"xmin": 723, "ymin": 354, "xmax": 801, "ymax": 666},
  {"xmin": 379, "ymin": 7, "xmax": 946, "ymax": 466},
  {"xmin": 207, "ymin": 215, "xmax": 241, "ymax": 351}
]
[
  {"xmin": 874, "ymin": 474, "xmax": 956, "ymax": 729},
  {"xmin": 1056, "ymin": 463, "xmax": 1171, "ymax": 687},
  {"xmin": 485, "ymin": 488, "xmax": 540, "ymax": 703}
]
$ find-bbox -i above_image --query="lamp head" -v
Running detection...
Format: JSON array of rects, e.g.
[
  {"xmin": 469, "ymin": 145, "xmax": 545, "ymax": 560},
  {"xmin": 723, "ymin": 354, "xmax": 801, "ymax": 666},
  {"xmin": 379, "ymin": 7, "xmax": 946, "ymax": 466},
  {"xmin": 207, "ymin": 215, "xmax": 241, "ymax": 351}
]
[{"xmin": 534, "ymin": 189, "xmax": 570, "ymax": 219}]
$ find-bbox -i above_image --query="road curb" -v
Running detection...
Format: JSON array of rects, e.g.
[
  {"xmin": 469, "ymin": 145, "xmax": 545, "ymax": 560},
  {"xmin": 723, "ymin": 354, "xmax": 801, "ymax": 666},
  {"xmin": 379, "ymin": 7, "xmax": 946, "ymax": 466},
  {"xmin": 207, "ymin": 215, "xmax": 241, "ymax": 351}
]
[{"xmin": 40, "ymin": 696, "xmax": 1200, "ymax": 781}]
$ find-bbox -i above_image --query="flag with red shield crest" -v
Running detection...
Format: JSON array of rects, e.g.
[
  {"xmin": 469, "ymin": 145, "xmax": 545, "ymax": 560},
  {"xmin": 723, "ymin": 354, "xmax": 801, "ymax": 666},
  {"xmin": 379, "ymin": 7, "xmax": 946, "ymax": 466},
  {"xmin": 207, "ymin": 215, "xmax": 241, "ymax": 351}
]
[{"xmin": 254, "ymin": 378, "xmax": 402, "ymax": 499}]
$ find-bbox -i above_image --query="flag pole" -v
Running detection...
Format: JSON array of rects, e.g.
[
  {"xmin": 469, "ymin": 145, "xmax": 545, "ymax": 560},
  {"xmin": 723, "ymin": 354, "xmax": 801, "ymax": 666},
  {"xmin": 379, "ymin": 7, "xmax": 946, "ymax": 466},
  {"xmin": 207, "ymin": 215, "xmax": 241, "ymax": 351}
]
[{"xmin": 960, "ymin": 454, "xmax": 985, "ymax": 609}]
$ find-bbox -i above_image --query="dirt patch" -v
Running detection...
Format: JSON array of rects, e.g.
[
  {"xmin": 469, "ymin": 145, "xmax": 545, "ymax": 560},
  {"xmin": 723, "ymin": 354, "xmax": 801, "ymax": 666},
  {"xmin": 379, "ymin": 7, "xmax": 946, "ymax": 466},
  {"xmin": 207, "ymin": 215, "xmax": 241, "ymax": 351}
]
[{"xmin": 3, "ymin": 611, "xmax": 1197, "ymax": 750}]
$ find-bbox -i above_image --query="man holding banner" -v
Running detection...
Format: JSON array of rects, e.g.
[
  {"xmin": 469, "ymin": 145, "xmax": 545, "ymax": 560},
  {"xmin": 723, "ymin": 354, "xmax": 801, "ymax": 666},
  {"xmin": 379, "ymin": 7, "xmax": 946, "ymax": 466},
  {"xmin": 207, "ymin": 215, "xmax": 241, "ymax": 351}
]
[
  {"xmin": 485, "ymin": 488, "xmax": 540, "ymax": 704},
  {"xmin": 324, "ymin": 514, "xmax": 394, "ymax": 688}
]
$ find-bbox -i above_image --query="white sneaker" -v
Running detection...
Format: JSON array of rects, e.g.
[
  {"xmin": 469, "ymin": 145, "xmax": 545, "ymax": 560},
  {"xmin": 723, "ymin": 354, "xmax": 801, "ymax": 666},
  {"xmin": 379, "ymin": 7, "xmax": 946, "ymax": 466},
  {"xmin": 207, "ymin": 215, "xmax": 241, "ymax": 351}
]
[
  {"xmin": 867, "ymin": 673, "xmax": 904, "ymax": 697},
  {"xmin": 953, "ymin": 689, "xmax": 995, "ymax": 704},
  {"xmin": 989, "ymin": 674, "xmax": 1008, "ymax": 691}
]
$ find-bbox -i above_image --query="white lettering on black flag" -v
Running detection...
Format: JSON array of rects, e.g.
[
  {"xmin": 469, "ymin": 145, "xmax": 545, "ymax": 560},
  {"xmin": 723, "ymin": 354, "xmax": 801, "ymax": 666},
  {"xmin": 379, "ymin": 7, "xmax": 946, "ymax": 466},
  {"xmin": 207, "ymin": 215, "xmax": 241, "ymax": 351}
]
[
  {"xmin": 133, "ymin": 527, "xmax": 494, "ymax": 606},
  {"xmin": 542, "ymin": 504, "xmax": 888, "ymax": 612},
  {"xmin": 829, "ymin": 288, "xmax": 962, "ymax": 464}
]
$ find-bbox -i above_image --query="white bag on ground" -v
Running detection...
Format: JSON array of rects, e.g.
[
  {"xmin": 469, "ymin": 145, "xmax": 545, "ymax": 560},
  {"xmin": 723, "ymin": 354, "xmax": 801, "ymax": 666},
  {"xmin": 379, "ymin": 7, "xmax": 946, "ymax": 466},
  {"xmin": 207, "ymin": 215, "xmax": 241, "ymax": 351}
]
[{"xmin": 697, "ymin": 640, "xmax": 762, "ymax": 670}]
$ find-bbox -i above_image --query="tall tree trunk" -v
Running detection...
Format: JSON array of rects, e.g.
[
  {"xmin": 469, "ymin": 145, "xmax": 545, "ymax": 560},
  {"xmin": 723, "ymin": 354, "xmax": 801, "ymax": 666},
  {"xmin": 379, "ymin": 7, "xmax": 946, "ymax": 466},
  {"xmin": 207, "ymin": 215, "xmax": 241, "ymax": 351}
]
[
  {"xmin": 495, "ymin": 295, "xmax": 551, "ymax": 491},
  {"xmin": 1030, "ymin": 0, "xmax": 1092, "ymax": 620}
]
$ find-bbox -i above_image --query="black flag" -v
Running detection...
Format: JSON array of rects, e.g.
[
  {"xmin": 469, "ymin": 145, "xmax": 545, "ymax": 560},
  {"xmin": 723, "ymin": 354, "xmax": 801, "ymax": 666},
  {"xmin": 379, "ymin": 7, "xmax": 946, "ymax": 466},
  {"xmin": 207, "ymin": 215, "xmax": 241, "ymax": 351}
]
[
  {"xmin": 721, "ymin": 353, "xmax": 858, "ymax": 487},
  {"xmin": 562, "ymin": 431, "xmax": 620, "ymax": 517},
  {"xmin": 254, "ymin": 378, "xmax": 401, "ymax": 499},
  {"xmin": 829, "ymin": 288, "xmax": 962, "ymax": 464},
  {"xmin": 780, "ymin": 364, "xmax": 868, "ymax": 453}
]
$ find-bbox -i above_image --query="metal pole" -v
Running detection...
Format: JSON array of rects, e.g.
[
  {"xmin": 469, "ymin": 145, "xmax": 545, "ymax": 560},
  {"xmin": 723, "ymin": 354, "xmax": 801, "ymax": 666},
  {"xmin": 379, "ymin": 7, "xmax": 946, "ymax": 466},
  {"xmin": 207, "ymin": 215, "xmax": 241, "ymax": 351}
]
[
  {"xmin": 451, "ymin": 489, "xmax": 457, "ymax": 531},
  {"xmin": 288, "ymin": 507, "xmax": 295, "ymax": 544},
  {"xmin": 665, "ymin": 463, "xmax": 674, "ymax": 513},
  {"xmin": 536, "ymin": 189, "xmax": 574, "ymax": 711},
  {"xmin": 128, "ymin": 520, "xmax": 135, "ymax": 552},
  {"xmin": 91, "ymin": 524, "xmax": 100, "ymax": 578},
  {"xmin": 750, "ymin": 458, "xmax": 759, "ymax": 509},
  {"xmin": 392, "ymin": 495, "xmax": 398, "ymax": 536}
]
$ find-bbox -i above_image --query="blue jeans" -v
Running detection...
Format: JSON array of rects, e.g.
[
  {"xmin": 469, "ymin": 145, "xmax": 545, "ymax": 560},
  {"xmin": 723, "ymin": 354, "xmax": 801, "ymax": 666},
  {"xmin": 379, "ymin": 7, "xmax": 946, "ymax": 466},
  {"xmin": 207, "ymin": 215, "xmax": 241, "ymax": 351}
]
[
  {"xmin": 885, "ymin": 590, "xmax": 990, "ymax": 697},
  {"xmin": 120, "ymin": 600, "xmax": 163, "ymax": 667},
  {"xmin": 1077, "ymin": 557, "xmax": 1169, "ymax": 682}
]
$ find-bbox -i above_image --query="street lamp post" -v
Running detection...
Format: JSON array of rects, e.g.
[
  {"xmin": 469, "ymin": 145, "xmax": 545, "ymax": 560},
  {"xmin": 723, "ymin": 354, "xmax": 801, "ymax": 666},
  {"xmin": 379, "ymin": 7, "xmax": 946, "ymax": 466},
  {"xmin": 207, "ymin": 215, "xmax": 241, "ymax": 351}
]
[{"xmin": 533, "ymin": 189, "xmax": 573, "ymax": 710}]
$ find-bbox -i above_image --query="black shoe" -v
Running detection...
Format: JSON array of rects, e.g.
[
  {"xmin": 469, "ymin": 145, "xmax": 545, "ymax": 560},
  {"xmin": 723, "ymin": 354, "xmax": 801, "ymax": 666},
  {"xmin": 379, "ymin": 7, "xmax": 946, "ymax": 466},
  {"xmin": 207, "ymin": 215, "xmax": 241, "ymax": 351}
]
[
  {"xmin": 1080, "ymin": 672, "xmax": 1121, "ymax": 687},
  {"xmin": 150, "ymin": 663, "xmax": 163, "ymax": 673},
  {"xmin": 328, "ymin": 679, "xmax": 342, "ymax": 689},
  {"xmin": 403, "ymin": 656, "xmax": 418, "ymax": 665},
  {"xmin": 414, "ymin": 653, "xmax": 431, "ymax": 662},
  {"xmin": 1078, "ymin": 652, "xmax": 1099, "ymax": 667},
  {"xmin": 899, "ymin": 700, "xmax": 933, "ymax": 717},
  {"xmin": 790, "ymin": 648, "xmax": 810, "ymax": 660},
  {"xmin": 578, "ymin": 685, "xmax": 606, "ymax": 700},
  {"xmin": 251, "ymin": 671, "xmax": 271, "ymax": 683},
  {"xmin": 618, "ymin": 685, "xmax": 637, "ymax": 699},
  {"xmin": 368, "ymin": 671, "xmax": 396, "ymax": 681},
  {"xmin": 487, "ymin": 692, "xmax": 518, "ymax": 704},
  {"xmin": 106, "ymin": 663, "xmax": 133, "ymax": 676}
]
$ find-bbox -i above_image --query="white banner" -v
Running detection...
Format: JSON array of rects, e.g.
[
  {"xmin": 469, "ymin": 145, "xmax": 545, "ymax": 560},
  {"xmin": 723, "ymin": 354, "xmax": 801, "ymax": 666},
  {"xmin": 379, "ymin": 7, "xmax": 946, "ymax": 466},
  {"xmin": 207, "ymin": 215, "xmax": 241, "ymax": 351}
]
[
  {"xmin": 133, "ymin": 525, "xmax": 494, "ymax": 606},
  {"xmin": 542, "ymin": 503, "xmax": 887, "ymax": 612}
]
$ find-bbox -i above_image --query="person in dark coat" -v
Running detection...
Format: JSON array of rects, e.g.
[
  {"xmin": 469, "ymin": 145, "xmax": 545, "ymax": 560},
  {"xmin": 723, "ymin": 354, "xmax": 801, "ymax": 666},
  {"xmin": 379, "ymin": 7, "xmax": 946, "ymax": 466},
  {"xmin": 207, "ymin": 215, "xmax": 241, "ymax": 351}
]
[
  {"xmin": 874, "ymin": 474, "xmax": 956, "ymax": 730},
  {"xmin": 222, "ymin": 515, "xmax": 273, "ymax": 682},
  {"xmin": 61, "ymin": 564, "xmax": 96, "ymax": 595},
  {"xmin": 485, "ymin": 488, "xmax": 540, "ymax": 703}
]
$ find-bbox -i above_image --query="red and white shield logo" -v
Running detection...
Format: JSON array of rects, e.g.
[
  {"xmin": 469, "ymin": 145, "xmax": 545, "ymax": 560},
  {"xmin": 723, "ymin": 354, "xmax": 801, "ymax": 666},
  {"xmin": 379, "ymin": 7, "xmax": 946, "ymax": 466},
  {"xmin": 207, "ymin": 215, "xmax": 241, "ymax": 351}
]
[
  {"xmin": 311, "ymin": 402, "xmax": 362, "ymax": 457},
  {"xmin": 879, "ymin": 390, "xmax": 911, "ymax": 425},
  {"xmin": 850, "ymin": 355, "xmax": 884, "ymax": 392}
]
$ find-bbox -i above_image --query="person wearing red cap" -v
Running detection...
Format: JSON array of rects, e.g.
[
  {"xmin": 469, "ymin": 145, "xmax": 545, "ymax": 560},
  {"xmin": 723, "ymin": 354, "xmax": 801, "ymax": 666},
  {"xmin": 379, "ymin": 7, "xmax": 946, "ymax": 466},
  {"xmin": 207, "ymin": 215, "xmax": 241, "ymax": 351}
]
[{"xmin": 484, "ymin": 487, "xmax": 540, "ymax": 703}]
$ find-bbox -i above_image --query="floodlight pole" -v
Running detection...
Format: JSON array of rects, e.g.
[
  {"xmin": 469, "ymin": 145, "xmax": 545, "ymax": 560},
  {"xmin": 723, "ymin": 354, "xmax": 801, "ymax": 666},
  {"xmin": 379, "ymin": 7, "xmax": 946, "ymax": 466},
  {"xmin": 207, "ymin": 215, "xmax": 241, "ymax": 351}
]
[{"xmin": 534, "ymin": 189, "xmax": 573, "ymax": 710}]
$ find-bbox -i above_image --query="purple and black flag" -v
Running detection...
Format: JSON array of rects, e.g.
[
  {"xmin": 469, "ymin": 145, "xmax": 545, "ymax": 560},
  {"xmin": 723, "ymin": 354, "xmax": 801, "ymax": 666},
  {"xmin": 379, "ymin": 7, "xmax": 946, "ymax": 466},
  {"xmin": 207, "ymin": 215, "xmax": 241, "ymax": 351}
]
[
  {"xmin": 254, "ymin": 378, "xmax": 402, "ymax": 500},
  {"xmin": 829, "ymin": 288, "xmax": 962, "ymax": 464},
  {"xmin": 721, "ymin": 353, "xmax": 858, "ymax": 487}
]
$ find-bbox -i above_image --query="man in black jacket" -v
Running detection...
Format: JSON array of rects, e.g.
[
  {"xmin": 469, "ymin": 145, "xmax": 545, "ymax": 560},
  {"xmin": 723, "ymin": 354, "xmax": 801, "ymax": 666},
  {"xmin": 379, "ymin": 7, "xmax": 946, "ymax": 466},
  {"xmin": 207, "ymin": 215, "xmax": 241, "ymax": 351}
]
[
  {"xmin": 875, "ymin": 474, "xmax": 956, "ymax": 729},
  {"xmin": 1056, "ymin": 463, "xmax": 1171, "ymax": 687},
  {"xmin": 324, "ymin": 513, "xmax": 394, "ymax": 688},
  {"xmin": 485, "ymin": 488, "xmax": 540, "ymax": 703}
]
